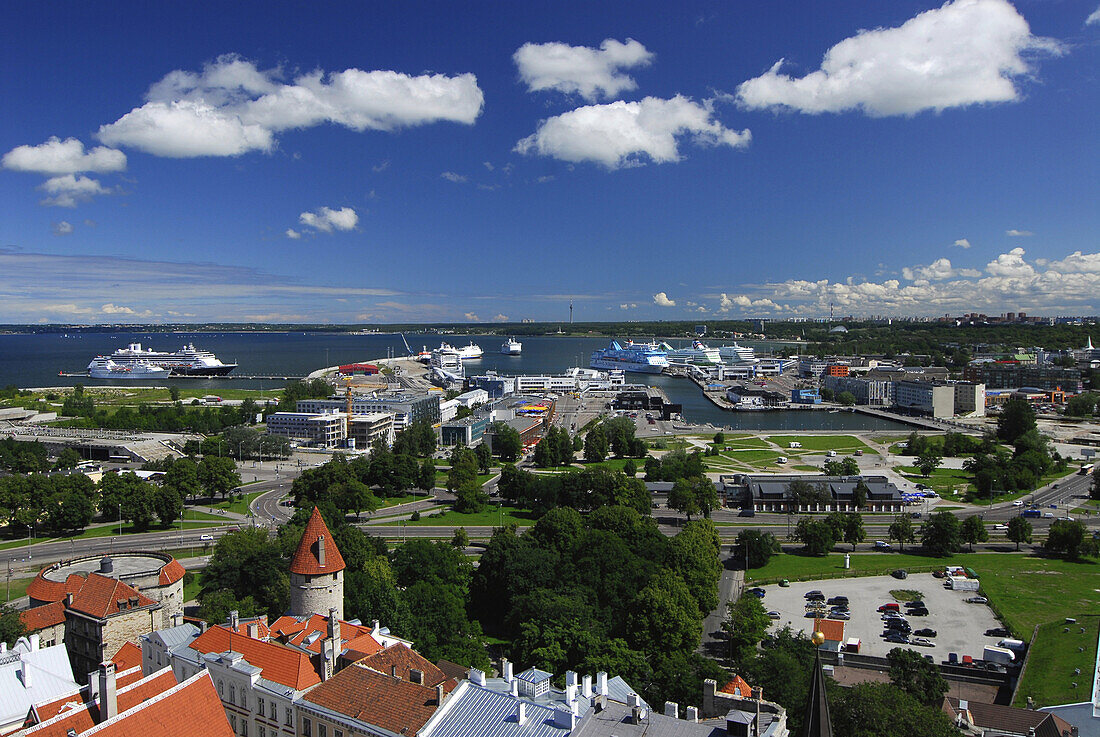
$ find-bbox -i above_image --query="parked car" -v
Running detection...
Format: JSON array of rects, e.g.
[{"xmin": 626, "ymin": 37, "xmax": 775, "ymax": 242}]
[
  {"xmin": 874, "ymin": 541, "xmax": 892, "ymax": 550},
  {"xmin": 966, "ymin": 596, "xmax": 989, "ymax": 604},
  {"xmin": 746, "ymin": 587, "xmax": 766, "ymax": 598},
  {"xmin": 738, "ymin": 509, "xmax": 756, "ymax": 517},
  {"xmin": 884, "ymin": 632, "xmax": 909, "ymax": 644},
  {"xmin": 914, "ymin": 628, "xmax": 937, "ymax": 638},
  {"xmin": 985, "ymin": 627, "xmax": 1010, "ymax": 637},
  {"xmin": 779, "ymin": 579, "xmax": 790, "ymax": 587},
  {"xmin": 805, "ymin": 591, "xmax": 825, "ymax": 600},
  {"xmin": 1012, "ymin": 500, "xmax": 1024, "ymax": 507},
  {"xmin": 827, "ymin": 596, "xmax": 849, "ymax": 606},
  {"xmin": 805, "ymin": 611, "xmax": 822, "ymax": 618},
  {"xmin": 878, "ymin": 603, "xmax": 900, "ymax": 612},
  {"xmin": 892, "ymin": 569, "xmax": 909, "ymax": 579},
  {"xmin": 909, "ymin": 512, "xmax": 922, "ymax": 519},
  {"xmin": 904, "ymin": 600, "xmax": 925, "ymax": 608},
  {"xmin": 908, "ymin": 607, "xmax": 929, "ymax": 616},
  {"xmin": 767, "ymin": 611, "xmax": 781, "ymax": 619},
  {"xmin": 828, "ymin": 612, "xmax": 851, "ymax": 621},
  {"xmin": 911, "ymin": 637, "xmax": 934, "ymax": 647}
]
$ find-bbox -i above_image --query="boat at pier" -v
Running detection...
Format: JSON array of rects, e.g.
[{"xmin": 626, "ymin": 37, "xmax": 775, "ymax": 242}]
[
  {"xmin": 86, "ymin": 343, "xmax": 236, "ymax": 376},
  {"xmin": 87, "ymin": 357, "xmax": 170, "ymax": 379},
  {"xmin": 590, "ymin": 340, "xmax": 669, "ymax": 374}
]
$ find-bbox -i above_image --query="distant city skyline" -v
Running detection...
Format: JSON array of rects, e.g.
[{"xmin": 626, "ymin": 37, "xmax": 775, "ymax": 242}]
[{"xmin": 2, "ymin": 0, "xmax": 1099, "ymax": 323}]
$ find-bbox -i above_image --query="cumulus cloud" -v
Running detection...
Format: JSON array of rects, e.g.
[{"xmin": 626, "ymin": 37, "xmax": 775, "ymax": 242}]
[
  {"xmin": 298, "ymin": 206, "xmax": 358, "ymax": 233},
  {"xmin": 953, "ymin": 238, "xmax": 971, "ymax": 248},
  {"xmin": 515, "ymin": 95, "xmax": 750, "ymax": 169},
  {"xmin": 101, "ymin": 303, "xmax": 153, "ymax": 317},
  {"xmin": 737, "ymin": 0, "xmax": 1061, "ymax": 117},
  {"xmin": 440, "ymin": 171, "xmax": 467, "ymax": 183},
  {"xmin": 39, "ymin": 174, "xmax": 113, "ymax": 207},
  {"xmin": 985, "ymin": 247, "xmax": 1034, "ymax": 277},
  {"xmin": 285, "ymin": 228, "xmax": 301, "ymax": 239},
  {"xmin": 97, "ymin": 54, "xmax": 484, "ymax": 157},
  {"xmin": 619, "ymin": 303, "xmax": 637, "ymax": 310},
  {"xmin": 464, "ymin": 312, "xmax": 480, "ymax": 321},
  {"xmin": 2, "ymin": 136, "xmax": 126, "ymax": 174},
  {"xmin": 514, "ymin": 38, "xmax": 653, "ymax": 100},
  {"xmin": 1039, "ymin": 251, "xmax": 1100, "ymax": 274},
  {"xmin": 493, "ymin": 313, "xmax": 508, "ymax": 321},
  {"xmin": 1006, "ymin": 228, "xmax": 1033, "ymax": 236},
  {"xmin": 653, "ymin": 292, "xmax": 676, "ymax": 307},
  {"xmin": 1088, "ymin": 5, "xmax": 1100, "ymax": 24},
  {"xmin": 51, "ymin": 221, "xmax": 74, "ymax": 236},
  {"xmin": 901, "ymin": 257, "xmax": 981, "ymax": 281},
  {"xmin": 717, "ymin": 293, "xmax": 781, "ymax": 312}
]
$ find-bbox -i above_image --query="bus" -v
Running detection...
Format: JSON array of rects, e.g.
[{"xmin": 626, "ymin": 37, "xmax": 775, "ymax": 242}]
[
  {"xmin": 1021, "ymin": 509, "xmax": 1041, "ymax": 518},
  {"xmin": 1080, "ymin": 463, "xmax": 1094, "ymax": 475}
]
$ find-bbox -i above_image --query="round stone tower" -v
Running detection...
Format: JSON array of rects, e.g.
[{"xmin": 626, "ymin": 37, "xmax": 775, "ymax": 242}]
[{"xmin": 289, "ymin": 507, "xmax": 345, "ymax": 619}]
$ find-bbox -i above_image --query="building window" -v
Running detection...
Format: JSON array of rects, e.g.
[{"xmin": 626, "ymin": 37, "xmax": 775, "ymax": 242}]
[
  {"xmin": 335, "ymin": 731, "xmax": 343, "ymax": 737},
  {"xmin": 230, "ymin": 715, "xmax": 236, "ymax": 731},
  {"xmin": 241, "ymin": 721, "xmax": 249, "ymax": 737},
  {"xmin": 218, "ymin": 680, "xmax": 224, "ymax": 697},
  {"xmin": 318, "ymin": 726, "xmax": 327, "ymax": 737},
  {"xmin": 285, "ymin": 708, "xmax": 293, "ymax": 727},
  {"xmin": 258, "ymin": 698, "xmax": 265, "ymax": 717},
  {"xmin": 229, "ymin": 683, "xmax": 235, "ymax": 703},
  {"xmin": 259, "ymin": 728, "xmax": 266, "ymax": 737},
  {"xmin": 302, "ymin": 718, "xmax": 311, "ymax": 737},
  {"xmin": 240, "ymin": 690, "xmax": 247, "ymax": 709}
]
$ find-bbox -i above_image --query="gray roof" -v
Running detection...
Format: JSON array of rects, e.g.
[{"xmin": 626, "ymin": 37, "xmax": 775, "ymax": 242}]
[
  {"xmin": 144, "ymin": 622, "xmax": 200, "ymax": 652},
  {"xmin": 1038, "ymin": 703, "xmax": 1097, "ymax": 737},
  {"xmin": 517, "ymin": 667, "xmax": 554, "ymax": 684},
  {"xmin": 0, "ymin": 639, "xmax": 81, "ymax": 730},
  {"xmin": 572, "ymin": 701, "xmax": 726, "ymax": 737},
  {"xmin": 421, "ymin": 681, "xmax": 573, "ymax": 737}
]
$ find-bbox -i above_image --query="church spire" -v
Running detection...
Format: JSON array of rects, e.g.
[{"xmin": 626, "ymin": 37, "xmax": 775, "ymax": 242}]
[{"xmin": 801, "ymin": 632, "xmax": 833, "ymax": 737}]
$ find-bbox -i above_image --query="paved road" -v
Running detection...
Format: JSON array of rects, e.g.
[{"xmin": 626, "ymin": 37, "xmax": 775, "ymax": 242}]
[{"xmin": 700, "ymin": 555, "xmax": 743, "ymax": 662}]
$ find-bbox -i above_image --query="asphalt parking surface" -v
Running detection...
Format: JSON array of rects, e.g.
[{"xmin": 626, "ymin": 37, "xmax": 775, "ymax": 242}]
[{"xmin": 757, "ymin": 572, "xmax": 1007, "ymax": 662}]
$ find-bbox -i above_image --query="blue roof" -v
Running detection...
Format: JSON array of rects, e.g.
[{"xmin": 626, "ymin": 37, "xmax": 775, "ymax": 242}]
[
  {"xmin": 422, "ymin": 682, "xmax": 572, "ymax": 737},
  {"xmin": 516, "ymin": 667, "xmax": 553, "ymax": 684}
]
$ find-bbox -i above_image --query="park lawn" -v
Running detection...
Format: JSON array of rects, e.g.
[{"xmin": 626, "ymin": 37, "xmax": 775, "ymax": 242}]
[
  {"xmin": 720, "ymin": 437, "xmax": 772, "ymax": 450},
  {"xmin": 792, "ymin": 465, "xmax": 821, "ymax": 472},
  {"xmin": 896, "ymin": 465, "xmax": 974, "ymax": 496},
  {"xmin": 377, "ymin": 494, "xmax": 427, "ymax": 509},
  {"xmin": 1014, "ymin": 615, "xmax": 1099, "ymax": 708},
  {"xmin": 3, "ymin": 577, "xmax": 33, "ymax": 604},
  {"xmin": 377, "ymin": 505, "xmax": 536, "ymax": 528},
  {"xmin": 71, "ymin": 519, "xmax": 230, "ymax": 540},
  {"xmin": 184, "ymin": 509, "xmax": 226, "ymax": 522},
  {"xmin": 183, "ymin": 570, "xmax": 204, "ymax": 603},
  {"xmin": 210, "ymin": 489, "xmax": 268, "ymax": 516},
  {"xmin": 583, "ymin": 457, "xmax": 644, "ymax": 472},
  {"xmin": 766, "ymin": 435, "xmax": 871, "ymax": 452}
]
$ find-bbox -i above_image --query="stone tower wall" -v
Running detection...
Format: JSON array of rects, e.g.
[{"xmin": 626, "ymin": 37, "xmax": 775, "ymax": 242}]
[{"xmin": 289, "ymin": 570, "xmax": 343, "ymax": 619}]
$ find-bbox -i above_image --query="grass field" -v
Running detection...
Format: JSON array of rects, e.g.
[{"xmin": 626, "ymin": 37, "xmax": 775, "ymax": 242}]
[
  {"xmin": 183, "ymin": 570, "xmax": 204, "ymax": 603},
  {"xmin": 583, "ymin": 458, "xmax": 642, "ymax": 472},
  {"xmin": 1014, "ymin": 615, "xmax": 1099, "ymax": 708},
  {"xmin": 376, "ymin": 505, "xmax": 536, "ymax": 528},
  {"xmin": 766, "ymin": 435, "xmax": 871, "ymax": 452},
  {"xmin": 2, "ymin": 577, "xmax": 33, "ymax": 604},
  {"xmin": 896, "ymin": 465, "xmax": 974, "ymax": 496},
  {"xmin": 210, "ymin": 489, "xmax": 268, "ymax": 516}
]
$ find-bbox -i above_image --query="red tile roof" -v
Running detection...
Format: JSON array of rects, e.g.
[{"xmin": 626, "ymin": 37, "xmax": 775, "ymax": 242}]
[
  {"xmin": 26, "ymin": 572, "xmax": 85, "ymax": 605},
  {"xmin": 302, "ymin": 663, "xmax": 442, "ymax": 735},
  {"xmin": 223, "ymin": 617, "xmax": 271, "ymax": 639},
  {"xmin": 719, "ymin": 675, "xmax": 753, "ymax": 698},
  {"xmin": 82, "ymin": 672, "xmax": 231, "ymax": 737},
  {"xmin": 25, "ymin": 668, "xmax": 178, "ymax": 736},
  {"xmin": 20, "ymin": 600, "xmax": 67, "ymax": 631},
  {"xmin": 190, "ymin": 625, "xmax": 321, "ymax": 691},
  {"xmin": 111, "ymin": 642, "xmax": 143, "ymax": 672},
  {"xmin": 813, "ymin": 618, "xmax": 845, "ymax": 643},
  {"xmin": 356, "ymin": 643, "xmax": 449, "ymax": 688},
  {"xmin": 67, "ymin": 573, "xmax": 158, "ymax": 619},
  {"xmin": 269, "ymin": 613, "xmax": 377, "ymax": 655},
  {"xmin": 289, "ymin": 507, "xmax": 345, "ymax": 575},
  {"xmin": 157, "ymin": 558, "xmax": 185, "ymax": 586}
]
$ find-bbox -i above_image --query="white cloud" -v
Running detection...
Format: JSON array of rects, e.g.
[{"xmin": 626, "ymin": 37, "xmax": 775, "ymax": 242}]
[
  {"xmin": 464, "ymin": 312, "xmax": 480, "ymax": 321},
  {"xmin": 285, "ymin": 228, "xmax": 301, "ymax": 239},
  {"xmin": 717, "ymin": 293, "xmax": 781, "ymax": 312},
  {"xmin": 2, "ymin": 136, "xmax": 126, "ymax": 174},
  {"xmin": 737, "ymin": 0, "xmax": 1061, "ymax": 117},
  {"xmin": 653, "ymin": 292, "xmax": 676, "ymax": 307},
  {"xmin": 619, "ymin": 303, "xmax": 638, "ymax": 310},
  {"xmin": 51, "ymin": 221, "xmax": 74, "ymax": 236},
  {"xmin": 514, "ymin": 38, "xmax": 653, "ymax": 101},
  {"xmin": 97, "ymin": 54, "xmax": 484, "ymax": 157},
  {"xmin": 101, "ymin": 303, "xmax": 153, "ymax": 317},
  {"xmin": 515, "ymin": 95, "xmax": 750, "ymax": 169},
  {"xmin": 483, "ymin": 161, "xmax": 494, "ymax": 171},
  {"xmin": 493, "ymin": 313, "xmax": 508, "ymax": 321},
  {"xmin": 1088, "ymin": 5, "xmax": 1100, "ymax": 25},
  {"xmin": 953, "ymin": 238, "xmax": 971, "ymax": 248},
  {"xmin": 985, "ymin": 247, "xmax": 1033, "ymax": 277},
  {"xmin": 1006, "ymin": 228, "xmax": 1034, "ymax": 236},
  {"xmin": 901, "ymin": 257, "xmax": 981, "ymax": 281},
  {"xmin": 298, "ymin": 206, "xmax": 358, "ymax": 233},
  {"xmin": 38, "ymin": 174, "xmax": 112, "ymax": 207},
  {"xmin": 440, "ymin": 171, "xmax": 467, "ymax": 183},
  {"xmin": 1041, "ymin": 251, "xmax": 1100, "ymax": 274}
]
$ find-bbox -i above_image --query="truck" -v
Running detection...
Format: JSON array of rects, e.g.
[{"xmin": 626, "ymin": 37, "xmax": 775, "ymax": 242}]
[
  {"xmin": 948, "ymin": 577, "xmax": 980, "ymax": 591},
  {"xmin": 998, "ymin": 638, "xmax": 1026, "ymax": 656},
  {"xmin": 983, "ymin": 645, "xmax": 1016, "ymax": 665}
]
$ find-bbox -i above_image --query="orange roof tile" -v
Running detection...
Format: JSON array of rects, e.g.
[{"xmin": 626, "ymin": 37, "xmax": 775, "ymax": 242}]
[
  {"xmin": 222, "ymin": 617, "xmax": 271, "ymax": 639},
  {"xmin": 26, "ymin": 572, "xmax": 85, "ymax": 605},
  {"xmin": 25, "ymin": 668, "xmax": 178, "ymax": 736},
  {"xmin": 303, "ymin": 663, "xmax": 442, "ymax": 735},
  {"xmin": 269, "ymin": 613, "xmax": 376, "ymax": 655},
  {"xmin": 719, "ymin": 674, "xmax": 753, "ymax": 698},
  {"xmin": 80, "ymin": 672, "xmax": 231, "ymax": 737},
  {"xmin": 813, "ymin": 618, "xmax": 845, "ymax": 642},
  {"xmin": 21, "ymin": 600, "xmax": 66, "ymax": 631},
  {"xmin": 115, "ymin": 666, "xmax": 145, "ymax": 690},
  {"xmin": 111, "ymin": 642, "xmax": 143, "ymax": 672},
  {"xmin": 157, "ymin": 558, "xmax": 185, "ymax": 586},
  {"xmin": 190, "ymin": 625, "xmax": 321, "ymax": 691},
  {"xmin": 343, "ymin": 633, "xmax": 385, "ymax": 661},
  {"xmin": 289, "ymin": 507, "xmax": 345, "ymax": 575},
  {"xmin": 356, "ymin": 643, "xmax": 448, "ymax": 688},
  {"xmin": 67, "ymin": 573, "xmax": 158, "ymax": 619}
]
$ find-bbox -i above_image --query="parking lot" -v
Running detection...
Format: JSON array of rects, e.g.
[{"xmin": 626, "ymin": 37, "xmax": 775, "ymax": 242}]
[{"xmin": 756, "ymin": 572, "xmax": 1006, "ymax": 662}]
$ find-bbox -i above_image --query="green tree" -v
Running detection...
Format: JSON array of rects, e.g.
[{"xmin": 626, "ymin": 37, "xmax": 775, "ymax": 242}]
[
  {"xmin": 447, "ymin": 446, "xmax": 479, "ymax": 491},
  {"xmin": 837, "ymin": 391, "xmax": 856, "ymax": 406},
  {"xmin": 416, "ymin": 458, "xmax": 437, "ymax": 491},
  {"xmin": 831, "ymin": 682, "xmax": 960, "ymax": 737},
  {"xmin": 794, "ymin": 518, "xmax": 837, "ymax": 556},
  {"xmin": 713, "ymin": 431, "xmax": 725, "ymax": 445},
  {"xmin": 475, "ymin": 442, "xmax": 492, "ymax": 474},
  {"xmin": 344, "ymin": 555, "xmax": 410, "ymax": 633},
  {"xmin": 453, "ymin": 481, "xmax": 489, "ymax": 513},
  {"xmin": 333, "ymin": 479, "xmax": 378, "ymax": 520},
  {"xmin": 960, "ymin": 514, "xmax": 989, "ymax": 551},
  {"xmin": 163, "ymin": 457, "xmax": 202, "ymax": 500},
  {"xmin": 888, "ymin": 514, "xmax": 914, "ymax": 552},
  {"xmin": 0, "ymin": 604, "xmax": 28, "ymax": 647},
  {"xmin": 627, "ymin": 571, "xmax": 702, "ymax": 653},
  {"xmin": 197, "ymin": 588, "xmax": 258, "ymax": 625},
  {"xmin": 736, "ymin": 529, "xmax": 780, "ymax": 568},
  {"xmin": 1006, "ymin": 515, "xmax": 1032, "ymax": 551},
  {"xmin": 623, "ymin": 458, "xmax": 637, "ymax": 477},
  {"xmin": 169, "ymin": 386, "xmax": 181, "ymax": 402},
  {"xmin": 45, "ymin": 486, "xmax": 96, "ymax": 534},
  {"xmin": 842, "ymin": 512, "xmax": 865, "ymax": 551},
  {"xmin": 54, "ymin": 447, "xmax": 82, "ymax": 470},
  {"xmin": 921, "ymin": 511, "xmax": 961, "ymax": 556},
  {"xmin": 201, "ymin": 526, "xmax": 289, "ymax": 619},
  {"xmin": 451, "ymin": 526, "xmax": 469, "ymax": 549},
  {"xmin": 915, "ymin": 448, "xmax": 942, "ymax": 477},
  {"xmin": 584, "ymin": 425, "xmax": 609, "ymax": 463},
  {"xmin": 1091, "ymin": 466, "xmax": 1100, "ymax": 501},
  {"xmin": 887, "ymin": 647, "xmax": 949, "ymax": 706},
  {"xmin": 725, "ymin": 593, "xmax": 771, "ymax": 664},
  {"xmin": 491, "ymin": 423, "xmax": 523, "ymax": 462},
  {"xmin": 153, "ymin": 486, "xmax": 183, "ymax": 527},
  {"xmin": 199, "ymin": 456, "xmax": 241, "ymax": 499},
  {"xmin": 1045, "ymin": 519, "xmax": 1098, "ymax": 560},
  {"xmin": 852, "ymin": 478, "xmax": 868, "ymax": 509},
  {"xmin": 668, "ymin": 477, "xmax": 701, "ymax": 520},
  {"xmin": 997, "ymin": 399, "xmax": 1037, "ymax": 444}
]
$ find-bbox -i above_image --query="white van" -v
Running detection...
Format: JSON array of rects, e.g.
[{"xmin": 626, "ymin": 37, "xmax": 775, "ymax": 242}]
[
  {"xmin": 788, "ymin": 442, "xmax": 802, "ymax": 449},
  {"xmin": 826, "ymin": 450, "xmax": 837, "ymax": 457},
  {"xmin": 776, "ymin": 456, "xmax": 788, "ymax": 464}
]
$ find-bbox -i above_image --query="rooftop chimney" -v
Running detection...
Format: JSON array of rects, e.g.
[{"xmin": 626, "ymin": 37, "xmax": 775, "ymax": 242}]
[
  {"xmin": 502, "ymin": 657, "xmax": 513, "ymax": 683},
  {"xmin": 99, "ymin": 557, "xmax": 113, "ymax": 574},
  {"xmin": 435, "ymin": 684, "xmax": 445, "ymax": 706},
  {"xmin": 98, "ymin": 661, "xmax": 118, "ymax": 721},
  {"xmin": 686, "ymin": 706, "xmax": 699, "ymax": 723},
  {"xmin": 391, "ymin": 665, "xmax": 399, "ymax": 679},
  {"xmin": 246, "ymin": 622, "xmax": 258, "ymax": 639},
  {"xmin": 65, "ymin": 593, "xmax": 73, "ymax": 607},
  {"xmin": 470, "ymin": 668, "xmax": 486, "ymax": 687},
  {"xmin": 516, "ymin": 701, "xmax": 527, "ymax": 725},
  {"xmin": 328, "ymin": 608, "xmax": 340, "ymax": 641},
  {"xmin": 317, "ymin": 535, "xmax": 326, "ymax": 567},
  {"xmin": 229, "ymin": 610, "xmax": 239, "ymax": 630},
  {"xmin": 553, "ymin": 707, "xmax": 576, "ymax": 729},
  {"xmin": 20, "ymin": 660, "xmax": 32, "ymax": 689},
  {"xmin": 128, "ymin": 596, "xmax": 138, "ymax": 608},
  {"xmin": 171, "ymin": 613, "xmax": 183, "ymax": 627},
  {"xmin": 29, "ymin": 634, "xmax": 40, "ymax": 651},
  {"xmin": 582, "ymin": 674, "xmax": 593, "ymax": 699},
  {"xmin": 597, "ymin": 671, "xmax": 608, "ymax": 696},
  {"xmin": 664, "ymin": 702, "xmax": 679, "ymax": 719},
  {"xmin": 372, "ymin": 619, "xmax": 381, "ymax": 634},
  {"xmin": 67, "ymin": 730, "xmax": 77, "ymax": 737},
  {"xmin": 510, "ymin": 678, "xmax": 519, "ymax": 698},
  {"xmin": 565, "ymin": 683, "xmax": 577, "ymax": 704},
  {"xmin": 631, "ymin": 704, "xmax": 645, "ymax": 725}
]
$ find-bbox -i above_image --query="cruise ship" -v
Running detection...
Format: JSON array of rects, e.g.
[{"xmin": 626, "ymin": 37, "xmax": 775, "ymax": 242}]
[
  {"xmin": 437, "ymin": 341, "xmax": 483, "ymax": 360},
  {"xmin": 500, "ymin": 337, "xmax": 522, "ymax": 355},
  {"xmin": 86, "ymin": 343, "xmax": 237, "ymax": 376},
  {"xmin": 662, "ymin": 341, "xmax": 721, "ymax": 365},
  {"xmin": 719, "ymin": 342, "xmax": 756, "ymax": 363},
  {"xmin": 590, "ymin": 340, "xmax": 669, "ymax": 374},
  {"xmin": 87, "ymin": 358, "xmax": 170, "ymax": 380}
]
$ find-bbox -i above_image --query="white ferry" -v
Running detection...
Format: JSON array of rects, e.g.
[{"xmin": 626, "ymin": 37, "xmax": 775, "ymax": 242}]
[
  {"xmin": 86, "ymin": 343, "xmax": 237, "ymax": 376},
  {"xmin": 590, "ymin": 340, "xmax": 669, "ymax": 374},
  {"xmin": 501, "ymin": 337, "xmax": 522, "ymax": 355}
]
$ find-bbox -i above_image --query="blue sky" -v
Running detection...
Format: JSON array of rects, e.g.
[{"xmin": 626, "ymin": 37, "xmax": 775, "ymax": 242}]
[{"xmin": 2, "ymin": 0, "xmax": 1099, "ymax": 324}]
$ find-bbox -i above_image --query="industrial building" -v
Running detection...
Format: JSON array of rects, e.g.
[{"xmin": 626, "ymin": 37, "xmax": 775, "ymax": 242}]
[
  {"xmin": 297, "ymin": 392, "xmax": 440, "ymax": 430},
  {"xmin": 720, "ymin": 474, "xmax": 906, "ymax": 513}
]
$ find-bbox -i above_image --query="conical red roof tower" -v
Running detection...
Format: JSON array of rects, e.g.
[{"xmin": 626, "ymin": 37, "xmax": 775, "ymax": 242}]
[{"xmin": 289, "ymin": 507, "xmax": 345, "ymax": 618}]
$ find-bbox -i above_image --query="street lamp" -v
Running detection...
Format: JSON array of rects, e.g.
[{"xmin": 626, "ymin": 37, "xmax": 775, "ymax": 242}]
[{"xmin": 118, "ymin": 503, "xmax": 123, "ymax": 537}]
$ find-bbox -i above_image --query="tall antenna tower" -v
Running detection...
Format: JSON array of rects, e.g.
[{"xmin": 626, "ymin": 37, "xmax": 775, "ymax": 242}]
[
  {"xmin": 830, "ymin": 302, "xmax": 834, "ymax": 321},
  {"xmin": 569, "ymin": 300, "xmax": 573, "ymax": 324}
]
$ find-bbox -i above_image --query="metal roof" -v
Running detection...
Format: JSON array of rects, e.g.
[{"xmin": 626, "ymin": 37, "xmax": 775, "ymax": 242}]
[
  {"xmin": 420, "ymin": 681, "xmax": 572, "ymax": 737},
  {"xmin": 516, "ymin": 668, "xmax": 553, "ymax": 684},
  {"xmin": 0, "ymin": 639, "xmax": 81, "ymax": 731}
]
